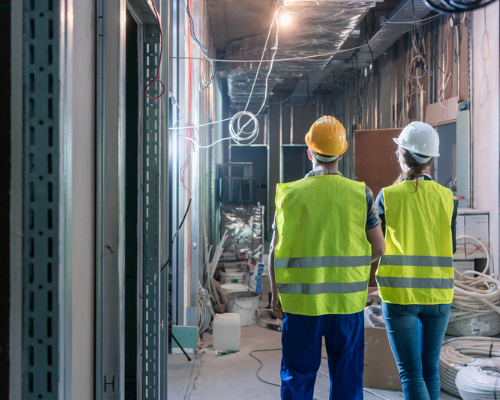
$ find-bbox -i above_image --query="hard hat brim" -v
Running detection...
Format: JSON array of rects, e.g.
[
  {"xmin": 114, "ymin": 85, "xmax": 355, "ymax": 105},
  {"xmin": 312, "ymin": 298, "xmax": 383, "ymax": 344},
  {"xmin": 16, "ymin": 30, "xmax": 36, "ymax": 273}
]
[{"xmin": 393, "ymin": 138, "xmax": 440, "ymax": 157}]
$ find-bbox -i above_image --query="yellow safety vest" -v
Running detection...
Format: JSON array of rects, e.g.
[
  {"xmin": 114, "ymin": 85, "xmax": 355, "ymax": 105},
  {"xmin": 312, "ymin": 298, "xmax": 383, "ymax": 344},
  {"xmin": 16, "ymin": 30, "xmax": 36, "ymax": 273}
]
[
  {"xmin": 274, "ymin": 175, "xmax": 371, "ymax": 315},
  {"xmin": 376, "ymin": 180, "xmax": 454, "ymax": 304}
]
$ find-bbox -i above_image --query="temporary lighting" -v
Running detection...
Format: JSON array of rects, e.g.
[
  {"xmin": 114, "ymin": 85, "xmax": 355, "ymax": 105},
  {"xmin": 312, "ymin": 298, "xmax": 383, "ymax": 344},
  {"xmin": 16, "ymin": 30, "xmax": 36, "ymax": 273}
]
[{"xmin": 280, "ymin": 13, "xmax": 291, "ymax": 26}]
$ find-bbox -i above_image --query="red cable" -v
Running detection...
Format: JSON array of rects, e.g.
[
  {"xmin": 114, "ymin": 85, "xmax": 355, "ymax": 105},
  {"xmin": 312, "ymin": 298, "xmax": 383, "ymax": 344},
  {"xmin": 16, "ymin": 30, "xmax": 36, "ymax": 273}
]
[{"xmin": 144, "ymin": 0, "xmax": 166, "ymax": 100}]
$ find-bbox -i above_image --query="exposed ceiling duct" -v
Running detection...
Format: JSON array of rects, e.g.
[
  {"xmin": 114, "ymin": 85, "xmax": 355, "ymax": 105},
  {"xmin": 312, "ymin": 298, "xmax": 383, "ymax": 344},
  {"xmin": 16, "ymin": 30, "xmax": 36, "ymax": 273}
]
[
  {"xmin": 290, "ymin": 0, "xmax": 432, "ymax": 105},
  {"xmin": 223, "ymin": 0, "xmax": 376, "ymax": 113}
]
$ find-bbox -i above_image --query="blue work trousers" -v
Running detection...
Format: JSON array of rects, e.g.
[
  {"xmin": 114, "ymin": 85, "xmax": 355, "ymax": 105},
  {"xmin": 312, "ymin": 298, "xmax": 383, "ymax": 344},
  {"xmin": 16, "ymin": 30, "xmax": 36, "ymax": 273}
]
[
  {"xmin": 382, "ymin": 302, "xmax": 451, "ymax": 400},
  {"xmin": 280, "ymin": 312, "xmax": 364, "ymax": 400}
]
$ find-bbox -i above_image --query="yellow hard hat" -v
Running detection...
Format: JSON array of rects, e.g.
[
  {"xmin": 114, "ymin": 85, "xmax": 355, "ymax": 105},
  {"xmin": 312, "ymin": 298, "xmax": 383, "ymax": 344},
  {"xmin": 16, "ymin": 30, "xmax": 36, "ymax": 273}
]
[{"xmin": 305, "ymin": 116, "xmax": 348, "ymax": 156}]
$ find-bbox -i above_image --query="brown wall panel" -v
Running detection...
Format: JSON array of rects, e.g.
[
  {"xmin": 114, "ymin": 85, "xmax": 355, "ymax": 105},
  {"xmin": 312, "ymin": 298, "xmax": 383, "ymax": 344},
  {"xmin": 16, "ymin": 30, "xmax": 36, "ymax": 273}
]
[{"xmin": 354, "ymin": 128, "xmax": 402, "ymax": 286}]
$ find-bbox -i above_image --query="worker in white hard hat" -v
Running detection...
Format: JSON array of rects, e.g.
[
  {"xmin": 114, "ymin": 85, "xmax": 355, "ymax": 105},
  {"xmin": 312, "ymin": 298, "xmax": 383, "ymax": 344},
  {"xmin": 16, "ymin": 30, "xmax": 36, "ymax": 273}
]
[
  {"xmin": 269, "ymin": 116, "xmax": 386, "ymax": 400},
  {"xmin": 375, "ymin": 121, "xmax": 457, "ymax": 400}
]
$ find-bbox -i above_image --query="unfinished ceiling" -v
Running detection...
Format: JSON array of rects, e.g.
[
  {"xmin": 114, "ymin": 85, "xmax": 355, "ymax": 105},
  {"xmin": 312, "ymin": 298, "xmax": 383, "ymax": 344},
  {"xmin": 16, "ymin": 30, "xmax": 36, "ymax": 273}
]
[
  {"xmin": 206, "ymin": 0, "xmax": 276, "ymax": 53},
  {"xmin": 206, "ymin": 0, "xmax": 429, "ymax": 113}
]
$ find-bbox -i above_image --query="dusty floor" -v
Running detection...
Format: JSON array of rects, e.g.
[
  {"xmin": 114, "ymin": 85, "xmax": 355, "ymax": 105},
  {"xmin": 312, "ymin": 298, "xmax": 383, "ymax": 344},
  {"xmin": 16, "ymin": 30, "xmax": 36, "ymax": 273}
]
[
  {"xmin": 168, "ymin": 258, "xmax": 459, "ymax": 400},
  {"xmin": 168, "ymin": 297, "xmax": 459, "ymax": 400}
]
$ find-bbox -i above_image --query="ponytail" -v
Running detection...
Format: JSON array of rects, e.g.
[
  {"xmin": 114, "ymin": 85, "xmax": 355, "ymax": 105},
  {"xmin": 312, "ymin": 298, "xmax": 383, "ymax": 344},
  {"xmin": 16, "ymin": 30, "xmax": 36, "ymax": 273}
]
[{"xmin": 395, "ymin": 147, "xmax": 432, "ymax": 191}]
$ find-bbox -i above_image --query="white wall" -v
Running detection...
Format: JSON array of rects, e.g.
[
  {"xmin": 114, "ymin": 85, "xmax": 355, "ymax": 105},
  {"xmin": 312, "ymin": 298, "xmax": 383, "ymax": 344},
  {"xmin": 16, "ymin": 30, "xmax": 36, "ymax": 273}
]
[
  {"xmin": 71, "ymin": 0, "xmax": 96, "ymax": 398},
  {"xmin": 472, "ymin": 2, "xmax": 500, "ymax": 274}
]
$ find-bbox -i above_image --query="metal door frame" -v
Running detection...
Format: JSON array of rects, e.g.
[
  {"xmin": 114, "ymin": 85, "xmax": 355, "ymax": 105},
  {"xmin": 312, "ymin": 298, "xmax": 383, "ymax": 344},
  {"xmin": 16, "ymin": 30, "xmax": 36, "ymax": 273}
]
[{"xmin": 21, "ymin": 0, "xmax": 73, "ymax": 398}]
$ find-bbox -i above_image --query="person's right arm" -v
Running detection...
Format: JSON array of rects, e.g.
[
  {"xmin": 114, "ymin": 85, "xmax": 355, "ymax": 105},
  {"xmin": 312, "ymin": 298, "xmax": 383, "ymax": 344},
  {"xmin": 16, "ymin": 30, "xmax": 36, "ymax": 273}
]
[{"xmin": 268, "ymin": 231, "xmax": 283, "ymax": 319}]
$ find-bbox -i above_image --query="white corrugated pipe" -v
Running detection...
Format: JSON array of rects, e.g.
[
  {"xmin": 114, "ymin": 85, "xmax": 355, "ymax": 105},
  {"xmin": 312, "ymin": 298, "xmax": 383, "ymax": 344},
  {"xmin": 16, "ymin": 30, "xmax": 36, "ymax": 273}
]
[
  {"xmin": 448, "ymin": 235, "xmax": 500, "ymax": 337},
  {"xmin": 456, "ymin": 366, "xmax": 500, "ymax": 400},
  {"xmin": 439, "ymin": 337, "xmax": 500, "ymax": 397}
]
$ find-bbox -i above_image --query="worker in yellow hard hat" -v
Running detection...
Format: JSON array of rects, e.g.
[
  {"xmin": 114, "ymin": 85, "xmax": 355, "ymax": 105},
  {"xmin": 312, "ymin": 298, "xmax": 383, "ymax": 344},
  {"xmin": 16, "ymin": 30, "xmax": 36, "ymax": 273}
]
[{"xmin": 269, "ymin": 116, "xmax": 386, "ymax": 400}]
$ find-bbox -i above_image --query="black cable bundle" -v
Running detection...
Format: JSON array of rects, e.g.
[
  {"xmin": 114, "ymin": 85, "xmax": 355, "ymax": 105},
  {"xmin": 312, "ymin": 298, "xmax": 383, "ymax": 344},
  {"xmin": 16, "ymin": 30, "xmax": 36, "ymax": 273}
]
[{"xmin": 423, "ymin": 0, "xmax": 497, "ymax": 14}]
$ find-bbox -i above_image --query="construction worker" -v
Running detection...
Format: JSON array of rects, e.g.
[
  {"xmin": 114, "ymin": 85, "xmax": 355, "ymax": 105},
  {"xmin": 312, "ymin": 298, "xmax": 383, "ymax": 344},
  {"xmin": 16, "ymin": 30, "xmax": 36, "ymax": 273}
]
[
  {"xmin": 269, "ymin": 116, "xmax": 385, "ymax": 400},
  {"xmin": 375, "ymin": 121, "xmax": 456, "ymax": 400}
]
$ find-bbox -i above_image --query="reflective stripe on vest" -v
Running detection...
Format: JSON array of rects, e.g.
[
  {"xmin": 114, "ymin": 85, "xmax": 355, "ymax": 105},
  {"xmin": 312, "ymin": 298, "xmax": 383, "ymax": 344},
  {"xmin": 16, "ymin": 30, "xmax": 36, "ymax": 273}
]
[
  {"xmin": 275, "ymin": 255, "xmax": 372, "ymax": 269},
  {"xmin": 277, "ymin": 280, "xmax": 369, "ymax": 295},
  {"xmin": 380, "ymin": 255, "xmax": 452, "ymax": 268},
  {"xmin": 274, "ymin": 175, "xmax": 371, "ymax": 316},
  {"xmin": 376, "ymin": 180, "xmax": 454, "ymax": 305},
  {"xmin": 376, "ymin": 276, "xmax": 454, "ymax": 290}
]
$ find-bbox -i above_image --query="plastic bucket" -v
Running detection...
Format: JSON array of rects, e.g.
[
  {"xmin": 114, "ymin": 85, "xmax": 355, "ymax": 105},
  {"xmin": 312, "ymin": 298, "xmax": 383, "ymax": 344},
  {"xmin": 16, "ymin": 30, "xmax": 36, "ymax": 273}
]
[
  {"xmin": 221, "ymin": 283, "xmax": 249, "ymax": 298},
  {"xmin": 227, "ymin": 291, "xmax": 260, "ymax": 326},
  {"xmin": 220, "ymin": 269, "xmax": 246, "ymax": 284}
]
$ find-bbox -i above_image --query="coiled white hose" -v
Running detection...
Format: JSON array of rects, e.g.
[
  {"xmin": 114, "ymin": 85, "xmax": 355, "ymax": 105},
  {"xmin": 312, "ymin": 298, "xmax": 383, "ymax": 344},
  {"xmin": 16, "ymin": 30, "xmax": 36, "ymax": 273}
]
[
  {"xmin": 456, "ymin": 366, "xmax": 500, "ymax": 400},
  {"xmin": 228, "ymin": 111, "xmax": 260, "ymax": 146},
  {"xmin": 448, "ymin": 270, "xmax": 500, "ymax": 337},
  {"xmin": 439, "ymin": 337, "xmax": 500, "ymax": 397},
  {"xmin": 448, "ymin": 236, "xmax": 500, "ymax": 336}
]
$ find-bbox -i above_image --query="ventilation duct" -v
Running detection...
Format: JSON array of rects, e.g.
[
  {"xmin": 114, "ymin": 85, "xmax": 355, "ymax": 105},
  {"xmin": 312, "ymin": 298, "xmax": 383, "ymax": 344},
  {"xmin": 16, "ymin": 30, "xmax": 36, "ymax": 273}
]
[
  {"xmin": 224, "ymin": 0, "xmax": 376, "ymax": 113},
  {"xmin": 291, "ymin": 0, "xmax": 432, "ymax": 104}
]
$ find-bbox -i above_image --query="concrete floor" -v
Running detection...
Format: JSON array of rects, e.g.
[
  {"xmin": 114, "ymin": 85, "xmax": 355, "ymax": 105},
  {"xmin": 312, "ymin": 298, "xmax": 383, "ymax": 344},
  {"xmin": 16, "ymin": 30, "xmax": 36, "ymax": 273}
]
[
  {"xmin": 168, "ymin": 301, "xmax": 460, "ymax": 400},
  {"xmin": 168, "ymin": 257, "xmax": 460, "ymax": 399}
]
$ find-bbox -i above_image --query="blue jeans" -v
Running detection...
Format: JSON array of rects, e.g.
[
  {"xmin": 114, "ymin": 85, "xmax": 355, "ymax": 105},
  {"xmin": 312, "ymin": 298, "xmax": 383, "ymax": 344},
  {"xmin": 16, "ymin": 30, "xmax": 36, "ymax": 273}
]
[
  {"xmin": 382, "ymin": 302, "xmax": 451, "ymax": 400},
  {"xmin": 280, "ymin": 312, "xmax": 364, "ymax": 400}
]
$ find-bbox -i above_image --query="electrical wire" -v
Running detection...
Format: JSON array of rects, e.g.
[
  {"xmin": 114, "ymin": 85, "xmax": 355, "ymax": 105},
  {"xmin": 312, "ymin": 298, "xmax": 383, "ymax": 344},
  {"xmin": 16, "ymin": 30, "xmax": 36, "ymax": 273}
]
[
  {"xmin": 186, "ymin": 1, "xmax": 215, "ymax": 91},
  {"xmin": 160, "ymin": 199, "xmax": 192, "ymax": 272},
  {"xmin": 144, "ymin": 0, "xmax": 165, "ymax": 100},
  {"xmin": 382, "ymin": 13, "xmax": 442, "ymax": 24},
  {"xmin": 197, "ymin": 281, "xmax": 214, "ymax": 334},
  {"xmin": 257, "ymin": 309, "xmax": 282, "ymax": 329},
  {"xmin": 479, "ymin": 7, "xmax": 491, "ymax": 108},
  {"xmin": 249, "ymin": 348, "xmax": 282, "ymax": 387},
  {"xmin": 167, "ymin": 11, "xmax": 445, "ymax": 149},
  {"xmin": 171, "ymin": 14, "xmax": 443, "ymax": 65},
  {"xmin": 439, "ymin": 337, "xmax": 500, "ymax": 397},
  {"xmin": 408, "ymin": 0, "xmax": 431, "ymax": 81},
  {"xmin": 168, "ymin": 0, "xmax": 283, "ymax": 149}
]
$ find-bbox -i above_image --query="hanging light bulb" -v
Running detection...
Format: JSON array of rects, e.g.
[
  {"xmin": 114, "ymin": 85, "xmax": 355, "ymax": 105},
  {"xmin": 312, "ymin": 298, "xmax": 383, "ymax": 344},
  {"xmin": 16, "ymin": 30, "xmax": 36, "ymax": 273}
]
[{"xmin": 280, "ymin": 12, "xmax": 291, "ymax": 26}]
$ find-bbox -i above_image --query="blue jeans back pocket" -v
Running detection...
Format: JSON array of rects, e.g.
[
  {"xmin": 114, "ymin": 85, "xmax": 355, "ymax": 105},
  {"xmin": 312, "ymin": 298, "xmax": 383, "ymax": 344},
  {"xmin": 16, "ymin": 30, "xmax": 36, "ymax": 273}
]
[
  {"xmin": 439, "ymin": 303, "xmax": 451, "ymax": 315},
  {"xmin": 387, "ymin": 303, "xmax": 408, "ymax": 317}
]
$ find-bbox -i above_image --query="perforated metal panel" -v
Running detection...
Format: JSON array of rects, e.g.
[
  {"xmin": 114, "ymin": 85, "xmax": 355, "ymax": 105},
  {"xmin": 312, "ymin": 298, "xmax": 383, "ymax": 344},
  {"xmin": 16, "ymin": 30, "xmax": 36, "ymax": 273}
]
[
  {"xmin": 23, "ymin": 0, "xmax": 61, "ymax": 398},
  {"xmin": 142, "ymin": 28, "xmax": 161, "ymax": 399}
]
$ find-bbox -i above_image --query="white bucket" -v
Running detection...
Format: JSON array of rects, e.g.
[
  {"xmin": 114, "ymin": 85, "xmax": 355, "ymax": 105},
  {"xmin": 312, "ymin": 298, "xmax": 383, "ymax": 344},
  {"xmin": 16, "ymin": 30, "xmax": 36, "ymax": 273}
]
[
  {"xmin": 221, "ymin": 283, "xmax": 249, "ymax": 298},
  {"xmin": 227, "ymin": 291, "xmax": 260, "ymax": 326},
  {"xmin": 220, "ymin": 270, "xmax": 247, "ymax": 284}
]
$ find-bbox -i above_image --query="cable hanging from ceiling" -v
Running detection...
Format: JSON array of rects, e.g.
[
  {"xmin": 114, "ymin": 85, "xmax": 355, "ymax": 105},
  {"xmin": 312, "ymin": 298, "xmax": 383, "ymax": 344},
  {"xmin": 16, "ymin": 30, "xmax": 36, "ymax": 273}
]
[
  {"xmin": 408, "ymin": 0, "xmax": 431, "ymax": 80},
  {"xmin": 171, "ymin": 0, "xmax": 284, "ymax": 149},
  {"xmin": 186, "ymin": 0, "xmax": 215, "ymax": 91}
]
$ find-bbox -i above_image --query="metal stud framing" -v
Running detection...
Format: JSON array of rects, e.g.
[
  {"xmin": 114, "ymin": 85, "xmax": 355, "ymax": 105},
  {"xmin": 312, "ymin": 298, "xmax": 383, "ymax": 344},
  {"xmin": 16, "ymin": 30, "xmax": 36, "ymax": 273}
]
[
  {"xmin": 23, "ymin": 0, "xmax": 61, "ymax": 398},
  {"xmin": 142, "ymin": 27, "xmax": 161, "ymax": 400}
]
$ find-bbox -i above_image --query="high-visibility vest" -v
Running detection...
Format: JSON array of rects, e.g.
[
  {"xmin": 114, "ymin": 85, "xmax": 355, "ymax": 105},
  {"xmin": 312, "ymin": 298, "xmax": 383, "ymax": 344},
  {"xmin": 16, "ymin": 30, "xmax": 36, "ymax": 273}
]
[
  {"xmin": 274, "ymin": 175, "xmax": 371, "ymax": 315},
  {"xmin": 376, "ymin": 180, "xmax": 454, "ymax": 304}
]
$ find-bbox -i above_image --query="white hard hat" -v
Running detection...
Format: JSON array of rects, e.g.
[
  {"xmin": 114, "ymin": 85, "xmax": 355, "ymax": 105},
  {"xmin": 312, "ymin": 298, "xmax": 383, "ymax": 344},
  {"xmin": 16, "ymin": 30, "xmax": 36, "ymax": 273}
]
[{"xmin": 393, "ymin": 121, "xmax": 440, "ymax": 159}]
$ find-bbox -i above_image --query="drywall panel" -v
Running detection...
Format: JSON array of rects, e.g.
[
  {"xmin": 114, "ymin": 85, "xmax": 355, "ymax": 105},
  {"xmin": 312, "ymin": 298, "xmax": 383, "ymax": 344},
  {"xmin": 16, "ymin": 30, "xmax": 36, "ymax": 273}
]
[
  {"xmin": 71, "ymin": 0, "xmax": 96, "ymax": 398},
  {"xmin": 471, "ymin": 2, "xmax": 500, "ymax": 275}
]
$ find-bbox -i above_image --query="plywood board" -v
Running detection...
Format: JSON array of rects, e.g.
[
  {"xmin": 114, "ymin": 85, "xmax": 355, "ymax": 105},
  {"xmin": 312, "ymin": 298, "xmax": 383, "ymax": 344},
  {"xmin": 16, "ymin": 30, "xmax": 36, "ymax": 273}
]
[
  {"xmin": 425, "ymin": 96, "xmax": 458, "ymax": 126},
  {"xmin": 354, "ymin": 128, "xmax": 402, "ymax": 202}
]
